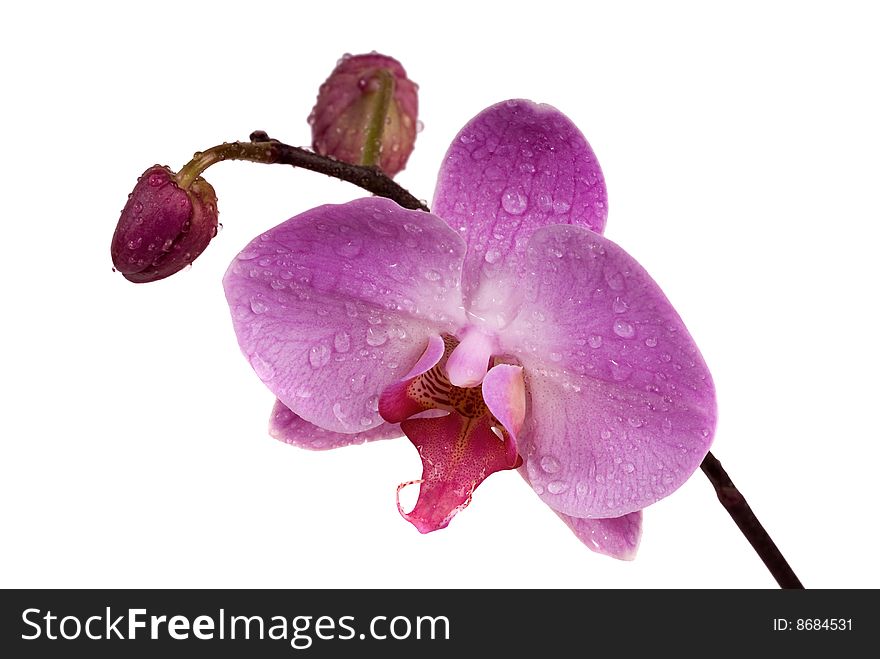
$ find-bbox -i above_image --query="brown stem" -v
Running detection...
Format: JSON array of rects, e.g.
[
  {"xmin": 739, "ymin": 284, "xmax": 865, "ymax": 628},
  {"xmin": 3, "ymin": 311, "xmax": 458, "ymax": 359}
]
[
  {"xmin": 248, "ymin": 131, "xmax": 427, "ymax": 212},
  {"xmin": 700, "ymin": 451, "xmax": 803, "ymax": 588}
]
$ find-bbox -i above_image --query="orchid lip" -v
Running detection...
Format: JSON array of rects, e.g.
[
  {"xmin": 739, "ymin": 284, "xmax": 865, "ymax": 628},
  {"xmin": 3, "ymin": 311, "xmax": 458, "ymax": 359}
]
[{"xmin": 378, "ymin": 334, "xmax": 525, "ymax": 532}]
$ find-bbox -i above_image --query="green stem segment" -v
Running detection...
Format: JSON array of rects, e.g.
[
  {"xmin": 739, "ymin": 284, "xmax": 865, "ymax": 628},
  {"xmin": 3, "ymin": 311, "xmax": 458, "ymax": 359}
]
[
  {"xmin": 176, "ymin": 142, "xmax": 277, "ymax": 189},
  {"xmin": 360, "ymin": 69, "xmax": 395, "ymax": 168}
]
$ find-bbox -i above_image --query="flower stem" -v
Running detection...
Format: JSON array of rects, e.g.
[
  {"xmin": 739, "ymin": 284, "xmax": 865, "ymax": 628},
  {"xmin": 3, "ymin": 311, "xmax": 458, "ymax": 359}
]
[
  {"xmin": 700, "ymin": 451, "xmax": 803, "ymax": 588},
  {"xmin": 176, "ymin": 141, "xmax": 277, "ymax": 189},
  {"xmin": 175, "ymin": 132, "xmax": 428, "ymax": 212},
  {"xmin": 248, "ymin": 131, "xmax": 427, "ymax": 211},
  {"xmin": 360, "ymin": 69, "xmax": 395, "ymax": 168}
]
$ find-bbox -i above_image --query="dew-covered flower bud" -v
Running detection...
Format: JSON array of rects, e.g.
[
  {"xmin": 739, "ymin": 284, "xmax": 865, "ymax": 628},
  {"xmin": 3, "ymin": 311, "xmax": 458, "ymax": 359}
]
[
  {"xmin": 309, "ymin": 53, "xmax": 419, "ymax": 177},
  {"xmin": 111, "ymin": 165, "xmax": 218, "ymax": 283}
]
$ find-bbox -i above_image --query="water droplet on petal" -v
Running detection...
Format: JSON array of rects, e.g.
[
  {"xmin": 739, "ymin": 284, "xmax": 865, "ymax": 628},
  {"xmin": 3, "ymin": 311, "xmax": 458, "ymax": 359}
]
[
  {"xmin": 334, "ymin": 237, "xmax": 363, "ymax": 258},
  {"xmin": 250, "ymin": 297, "xmax": 268, "ymax": 314},
  {"xmin": 540, "ymin": 455, "xmax": 561, "ymax": 474},
  {"xmin": 309, "ymin": 344, "xmax": 331, "ymax": 368},
  {"xmin": 484, "ymin": 248, "xmax": 501, "ymax": 264},
  {"xmin": 605, "ymin": 269, "xmax": 625, "ymax": 291},
  {"xmin": 501, "ymin": 188, "xmax": 528, "ymax": 215},
  {"xmin": 334, "ymin": 331, "xmax": 351, "ymax": 353},
  {"xmin": 552, "ymin": 199, "xmax": 571, "ymax": 213},
  {"xmin": 547, "ymin": 481, "xmax": 568, "ymax": 494},
  {"xmin": 588, "ymin": 334, "xmax": 603, "ymax": 349},
  {"xmin": 613, "ymin": 319, "xmax": 635, "ymax": 339},
  {"xmin": 622, "ymin": 462, "xmax": 635, "ymax": 474},
  {"xmin": 423, "ymin": 268, "xmax": 442, "ymax": 281},
  {"xmin": 612, "ymin": 296, "xmax": 629, "ymax": 314},
  {"xmin": 645, "ymin": 337, "xmax": 658, "ymax": 348},
  {"xmin": 366, "ymin": 326, "xmax": 387, "ymax": 346},
  {"xmin": 549, "ymin": 352, "xmax": 562, "ymax": 362},
  {"xmin": 250, "ymin": 353, "xmax": 275, "ymax": 381},
  {"xmin": 368, "ymin": 395, "xmax": 380, "ymax": 412},
  {"xmin": 610, "ymin": 359, "xmax": 633, "ymax": 381}
]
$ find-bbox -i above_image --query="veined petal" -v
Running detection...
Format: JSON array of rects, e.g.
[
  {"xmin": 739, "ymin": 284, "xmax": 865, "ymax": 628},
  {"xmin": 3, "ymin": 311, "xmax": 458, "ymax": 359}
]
[
  {"xmin": 269, "ymin": 399, "xmax": 402, "ymax": 450},
  {"xmin": 223, "ymin": 198, "xmax": 468, "ymax": 434},
  {"xmin": 501, "ymin": 224, "xmax": 716, "ymax": 518},
  {"xmin": 557, "ymin": 510, "xmax": 642, "ymax": 561},
  {"xmin": 398, "ymin": 412, "xmax": 516, "ymax": 533},
  {"xmin": 433, "ymin": 99, "xmax": 607, "ymax": 321}
]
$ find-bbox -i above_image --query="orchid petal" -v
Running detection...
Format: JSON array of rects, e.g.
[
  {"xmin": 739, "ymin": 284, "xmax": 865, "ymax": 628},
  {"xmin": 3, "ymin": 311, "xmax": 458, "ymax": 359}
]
[
  {"xmin": 521, "ymin": 467, "xmax": 642, "ymax": 559},
  {"xmin": 433, "ymin": 99, "xmax": 607, "ymax": 319},
  {"xmin": 557, "ymin": 510, "xmax": 642, "ymax": 561},
  {"xmin": 501, "ymin": 224, "xmax": 716, "ymax": 518},
  {"xmin": 481, "ymin": 364, "xmax": 525, "ymax": 466},
  {"xmin": 223, "ymin": 197, "xmax": 467, "ymax": 434},
  {"xmin": 398, "ymin": 411, "xmax": 515, "ymax": 533},
  {"xmin": 269, "ymin": 399, "xmax": 402, "ymax": 450}
]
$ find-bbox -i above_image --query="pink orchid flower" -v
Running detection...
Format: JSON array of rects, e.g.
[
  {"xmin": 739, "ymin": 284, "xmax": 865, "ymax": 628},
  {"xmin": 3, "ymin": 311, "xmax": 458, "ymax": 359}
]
[{"xmin": 223, "ymin": 100, "xmax": 716, "ymax": 560}]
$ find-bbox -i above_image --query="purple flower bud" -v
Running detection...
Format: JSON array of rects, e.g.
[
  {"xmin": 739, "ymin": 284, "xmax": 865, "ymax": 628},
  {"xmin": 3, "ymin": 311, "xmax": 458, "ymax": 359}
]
[
  {"xmin": 309, "ymin": 53, "xmax": 419, "ymax": 177},
  {"xmin": 111, "ymin": 165, "xmax": 218, "ymax": 283}
]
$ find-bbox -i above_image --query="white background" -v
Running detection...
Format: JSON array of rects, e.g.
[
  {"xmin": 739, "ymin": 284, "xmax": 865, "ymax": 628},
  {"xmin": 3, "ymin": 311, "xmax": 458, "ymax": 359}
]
[{"xmin": 2, "ymin": 1, "xmax": 878, "ymax": 589}]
